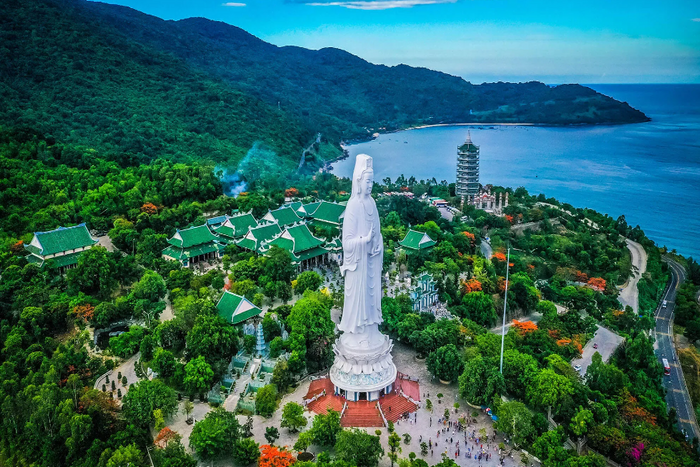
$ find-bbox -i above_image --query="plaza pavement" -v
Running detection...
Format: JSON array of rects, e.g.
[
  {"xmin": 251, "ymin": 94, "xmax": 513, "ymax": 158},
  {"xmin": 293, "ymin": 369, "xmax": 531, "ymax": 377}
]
[{"xmin": 166, "ymin": 341, "xmax": 528, "ymax": 467}]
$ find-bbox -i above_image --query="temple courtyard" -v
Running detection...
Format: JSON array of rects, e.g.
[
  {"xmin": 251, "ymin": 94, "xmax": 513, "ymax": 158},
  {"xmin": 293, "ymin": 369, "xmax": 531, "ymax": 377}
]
[{"xmin": 165, "ymin": 341, "xmax": 526, "ymax": 467}]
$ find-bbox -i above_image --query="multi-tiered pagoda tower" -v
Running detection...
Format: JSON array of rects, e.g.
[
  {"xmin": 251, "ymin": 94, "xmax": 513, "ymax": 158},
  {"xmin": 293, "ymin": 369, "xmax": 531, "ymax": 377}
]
[{"xmin": 455, "ymin": 131, "xmax": 480, "ymax": 206}]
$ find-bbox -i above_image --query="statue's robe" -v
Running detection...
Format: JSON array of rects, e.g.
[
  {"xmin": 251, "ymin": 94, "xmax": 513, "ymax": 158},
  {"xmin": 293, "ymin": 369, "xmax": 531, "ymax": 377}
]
[{"xmin": 339, "ymin": 196, "xmax": 384, "ymax": 334}]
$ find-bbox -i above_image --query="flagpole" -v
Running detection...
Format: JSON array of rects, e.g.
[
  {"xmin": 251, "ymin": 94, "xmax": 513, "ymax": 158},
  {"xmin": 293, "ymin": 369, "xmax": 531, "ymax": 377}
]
[{"xmin": 499, "ymin": 247, "xmax": 510, "ymax": 374}]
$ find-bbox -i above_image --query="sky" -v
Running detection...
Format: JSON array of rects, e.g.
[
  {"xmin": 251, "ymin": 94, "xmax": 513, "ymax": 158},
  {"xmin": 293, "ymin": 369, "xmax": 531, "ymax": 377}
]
[{"xmin": 98, "ymin": 0, "xmax": 700, "ymax": 84}]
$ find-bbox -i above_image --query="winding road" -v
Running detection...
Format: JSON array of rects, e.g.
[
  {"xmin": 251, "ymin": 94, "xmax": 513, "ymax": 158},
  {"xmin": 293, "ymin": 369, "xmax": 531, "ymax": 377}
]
[
  {"xmin": 618, "ymin": 239, "xmax": 647, "ymax": 314},
  {"xmin": 656, "ymin": 258, "xmax": 699, "ymax": 441}
]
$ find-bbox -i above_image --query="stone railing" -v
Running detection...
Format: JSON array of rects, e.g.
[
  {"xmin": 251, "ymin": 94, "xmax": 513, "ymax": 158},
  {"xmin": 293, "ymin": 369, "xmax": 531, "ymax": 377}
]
[
  {"xmin": 341, "ymin": 401, "xmax": 349, "ymax": 418},
  {"xmin": 377, "ymin": 402, "xmax": 388, "ymax": 427},
  {"xmin": 399, "ymin": 389, "xmax": 420, "ymax": 408},
  {"xmin": 303, "ymin": 389, "xmax": 326, "ymax": 407}
]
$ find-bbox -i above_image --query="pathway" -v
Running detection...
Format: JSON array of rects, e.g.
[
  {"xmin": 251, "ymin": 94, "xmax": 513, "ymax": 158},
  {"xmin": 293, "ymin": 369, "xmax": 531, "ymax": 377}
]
[
  {"xmin": 93, "ymin": 351, "xmax": 141, "ymax": 402},
  {"xmin": 480, "ymin": 238, "xmax": 493, "ymax": 259},
  {"xmin": 617, "ymin": 239, "xmax": 647, "ymax": 314}
]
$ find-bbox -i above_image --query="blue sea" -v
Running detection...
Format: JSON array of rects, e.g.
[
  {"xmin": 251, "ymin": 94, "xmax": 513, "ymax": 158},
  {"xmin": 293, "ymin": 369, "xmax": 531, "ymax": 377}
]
[{"xmin": 332, "ymin": 84, "xmax": 700, "ymax": 259}]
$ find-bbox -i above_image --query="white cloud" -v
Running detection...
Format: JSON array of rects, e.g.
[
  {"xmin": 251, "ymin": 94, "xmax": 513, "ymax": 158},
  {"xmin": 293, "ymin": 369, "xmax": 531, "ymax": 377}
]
[
  {"xmin": 692, "ymin": 18, "xmax": 700, "ymax": 22},
  {"xmin": 305, "ymin": 0, "xmax": 456, "ymax": 10},
  {"xmin": 222, "ymin": 2, "xmax": 246, "ymax": 6}
]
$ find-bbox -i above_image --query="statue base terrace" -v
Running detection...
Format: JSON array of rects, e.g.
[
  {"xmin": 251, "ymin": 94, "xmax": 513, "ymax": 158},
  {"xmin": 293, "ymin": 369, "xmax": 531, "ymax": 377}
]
[
  {"xmin": 304, "ymin": 374, "xmax": 420, "ymax": 427},
  {"xmin": 330, "ymin": 325, "xmax": 397, "ymax": 400}
]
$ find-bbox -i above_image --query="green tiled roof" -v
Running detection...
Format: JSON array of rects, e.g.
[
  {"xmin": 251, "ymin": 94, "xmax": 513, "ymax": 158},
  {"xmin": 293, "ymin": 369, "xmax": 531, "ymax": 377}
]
[
  {"xmin": 214, "ymin": 213, "xmax": 258, "ymax": 240},
  {"xmin": 286, "ymin": 201, "xmax": 307, "ymax": 216},
  {"xmin": 236, "ymin": 223, "xmax": 282, "ymax": 252},
  {"xmin": 26, "ymin": 224, "xmax": 97, "ymax": 256},
  {"xmin": 167, "ymin": 224, "xmax": 219, "ymax": 249},
  {"xmin": 44, "ymin": 251, "xmax": 84, "ymax": 268},
  {"xmin": 325, "ymin": 237, "xmax": 342, "ymax": 251},
  {"xmin": 206, "ymin": 215, "xmax": 229, "ymax": 226},
  {"xmin": 266, "ymin": 207, "xmax": 302, "ymax": 226},
  {"xmin": 294, "ymin": 246, "xmax": 329, "ymax": 263},
  {"xmin": 162, "ymin": 243, "xmax": 223, "ymax": 261},
  {"xmin": 399, "ymin": 229, "xmax": 437, "ymax": 251},
  {"xmin": 302, "ymin": 201, "xmax": 321, "ymax": 216},
  {"xmin": 266, "ymin": 236, "xmax": 295, "ymax": 253},
  {"xmin": 286, "ymin": 224, "xmax": 325, "ymax": 252},
  {"xmin": 309, "ymin": 201, "xmax": 345, "ymax": 225},
  {"xmin": 217, "ymin": 291, "xmax": 262, "ymax": 325}
]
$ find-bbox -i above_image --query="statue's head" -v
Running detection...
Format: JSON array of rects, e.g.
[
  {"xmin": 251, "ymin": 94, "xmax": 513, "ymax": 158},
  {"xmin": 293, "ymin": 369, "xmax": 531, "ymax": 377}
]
[{"xmin": 352, "ymin": 154, "xmax": 374, "ymax": 199}]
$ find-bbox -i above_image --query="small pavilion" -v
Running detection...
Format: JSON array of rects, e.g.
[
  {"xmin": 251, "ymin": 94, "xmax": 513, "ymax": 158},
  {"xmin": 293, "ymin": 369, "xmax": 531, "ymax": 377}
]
[
  {"xmin": 216, "ymin": 291, "xmax": 262, "ymax": 325},
  {"xmin": 398, "ymin": 229, "xmax": 436, "ymax": 253}
]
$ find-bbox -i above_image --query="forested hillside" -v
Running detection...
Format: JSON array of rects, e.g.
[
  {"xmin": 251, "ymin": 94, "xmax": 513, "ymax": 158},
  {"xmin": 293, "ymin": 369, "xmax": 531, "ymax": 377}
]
[
  {"xmin": 0, "ymin": 0, "xmax": 648, "ymax": 174},
  {"xmin": 83, "ymin": 0, "xmax": 649, "ymax": 140},
  {"xmin": 0, "ymin": 0, "xmax": 313, "ymax": 168}
]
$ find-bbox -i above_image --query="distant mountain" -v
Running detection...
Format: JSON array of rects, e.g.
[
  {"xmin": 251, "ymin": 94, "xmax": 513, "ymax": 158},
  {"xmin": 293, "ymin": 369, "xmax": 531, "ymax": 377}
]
[
  {"xmin": 81, "ymin": 1, "xmax": 649, "ymax": 135},
  {"xmin": 0, "ymin": 0, "xmax": 649, "ymax": 170},
  {"xmin": 0, "ymin": 0, "xmax": 312, "ymax": 168}
]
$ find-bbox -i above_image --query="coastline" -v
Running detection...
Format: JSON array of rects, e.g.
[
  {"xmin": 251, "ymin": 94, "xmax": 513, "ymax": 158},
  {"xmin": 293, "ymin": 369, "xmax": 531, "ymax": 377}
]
[{"xmin": 338, "ymin": 118, "xmax": 651, "ymax": 149}]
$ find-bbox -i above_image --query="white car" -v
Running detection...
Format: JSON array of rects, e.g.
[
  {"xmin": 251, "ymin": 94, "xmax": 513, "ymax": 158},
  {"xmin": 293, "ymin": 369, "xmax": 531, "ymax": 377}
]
[
  {"xmin": 662, "ymin": 300, "xmax": 667, "ymax": 308},
  {"xmin": 574, "ymin": 365, "xmax": 582, "ymax": 372}
]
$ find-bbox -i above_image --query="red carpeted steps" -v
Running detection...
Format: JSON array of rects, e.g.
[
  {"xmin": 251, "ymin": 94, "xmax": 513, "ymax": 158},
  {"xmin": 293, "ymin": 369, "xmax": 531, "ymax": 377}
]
[
  {"xmin": 380, "ymin": 393, "xmax": 418, "ymax": 422},
  {"xmin": 307, "ymin": 394, "xmax": 344, "ymax": 414},
  {"xmin": 341, "ymin": 401, "xmax": 384, "ymax": 427}
]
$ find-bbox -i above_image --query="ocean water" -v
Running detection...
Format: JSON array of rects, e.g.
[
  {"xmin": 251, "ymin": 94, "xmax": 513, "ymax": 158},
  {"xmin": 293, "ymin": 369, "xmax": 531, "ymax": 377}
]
[{"xmin": 332, "ymin": 84, "xmax": 700, "ymax": 259}]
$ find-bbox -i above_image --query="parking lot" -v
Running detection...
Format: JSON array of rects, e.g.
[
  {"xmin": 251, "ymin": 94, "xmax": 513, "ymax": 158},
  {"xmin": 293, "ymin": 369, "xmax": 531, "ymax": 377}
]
[{"xmin": 570, "ymin": 325, "xmax": 625, "ymax": 376}]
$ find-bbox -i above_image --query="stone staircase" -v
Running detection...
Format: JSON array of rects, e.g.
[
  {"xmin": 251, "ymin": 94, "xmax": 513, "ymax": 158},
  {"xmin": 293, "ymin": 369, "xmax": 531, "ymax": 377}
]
[
  {"xmin": 341, "ymin": 401, "xmax": 384, "ymax": 427},
  {"xmin": 380, "ymin": 393, "xmax": 418, "ymax": 422}
]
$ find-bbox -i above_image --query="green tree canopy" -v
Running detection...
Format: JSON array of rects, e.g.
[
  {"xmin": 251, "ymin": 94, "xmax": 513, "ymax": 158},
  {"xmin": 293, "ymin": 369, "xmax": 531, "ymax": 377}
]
[{"xmin": 335, "ymin": 429, "xmax": 385, "ymax": 467}]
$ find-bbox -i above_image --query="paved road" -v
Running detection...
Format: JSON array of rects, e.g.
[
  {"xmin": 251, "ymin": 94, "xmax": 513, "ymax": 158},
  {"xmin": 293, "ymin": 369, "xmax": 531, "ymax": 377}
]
[
  {"xmin": 656, "ymin": 258, "xmax": 698, "ymax": 441},
  {"xmin": 570, "ymin": 325, "xmax": 624, "ymax": 376},
  {"xmin": 480, "ymin": 238, "xmax": 493, "ymax": 259},
  {"xmin": 438, "ymin": 206, "xmax": 454, "ymax": 222},
  {"xmin": 618, "ymin": 239, "xmax": 648, "ymax": 314}
]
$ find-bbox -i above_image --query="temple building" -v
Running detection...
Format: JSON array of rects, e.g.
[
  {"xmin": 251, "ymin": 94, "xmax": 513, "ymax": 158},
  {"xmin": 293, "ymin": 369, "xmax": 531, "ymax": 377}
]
[
  {"xmin": 455, "ymin": 131, "xmax": 480, "ymax": 206},
  {"xmin": 162, "ymin": 224, "xmax": 225, "ymax": 267},
  {"xmin": 236, "ymin": 222, "xmax": 283, "ymax": 253},
  {"xmin": 213, "ymin": 211, "xmax": 259, "ymax": 243},
  {"xmin": 399, "ymin": 229, "xmax": 437, "ymax": 254},
  {"xmin": 472, "ymin": 187, "xmax": 509, "ymax": 216},
  {"xmin": 262, "ymin": 206, "xmax": 304, "ymax": 227},
  {"xmin": 216, "ymin": 291, "xmax": 263, "ymax": 325},
  {"xmin": 205, "ymin": 214, "xmax": 230, "ymax": 229},
  {"xmin": 305, "ymin": 200, "xmax": 346, "ymax": 230},
  {"xmin": 263, "ymin": 223, "xmax": 331, "ymax": 269},
  {"xmin": 409, "ymin": 272, "xmax": 439, "ymax": 312},
  {"xmin": 25, "ymin": 223, "xmax": 98, "ymax": 272}
]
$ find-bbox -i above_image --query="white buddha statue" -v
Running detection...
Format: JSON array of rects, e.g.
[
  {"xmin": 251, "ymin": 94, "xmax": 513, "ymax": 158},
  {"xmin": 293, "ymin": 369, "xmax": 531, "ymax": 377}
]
[
  {"xmin": 331, "ymin": 154, "xmax": 396, "ymax": 398},
  {"xmin": 339, "ymin": 154, "xmax": 384, "ymax": 343}
]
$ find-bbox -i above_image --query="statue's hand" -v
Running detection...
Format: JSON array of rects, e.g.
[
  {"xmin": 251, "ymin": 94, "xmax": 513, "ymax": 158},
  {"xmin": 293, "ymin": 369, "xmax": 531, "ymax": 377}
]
[{"xmin": 362, "ymin": 230, "xmax": 373, "ymax": 244}]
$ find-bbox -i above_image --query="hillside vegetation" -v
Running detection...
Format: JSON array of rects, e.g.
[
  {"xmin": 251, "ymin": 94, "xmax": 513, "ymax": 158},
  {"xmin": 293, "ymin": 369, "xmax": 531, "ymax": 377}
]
[{"xmin": 0, "ymin": 0, "xmax": 648, "ymax": 173}]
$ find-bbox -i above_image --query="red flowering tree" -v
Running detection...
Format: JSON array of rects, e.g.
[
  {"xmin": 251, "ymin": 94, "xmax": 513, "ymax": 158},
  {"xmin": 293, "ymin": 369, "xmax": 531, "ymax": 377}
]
[
  {"xmin": 461, "ymin": 278, "xmax": 482, "ymax": 294},
  {"xmin": 512, "ymin": 320, "xmax": 538, "ymax": 335},
  {"xmin": 505, "ymin": 214, "xmax": 514, "ymax": 224},
  {"xmin": 259, "ymin": 445, "xmax": 296, "ymax": 467},
  {"xmin": 285, "ymin": 188, "xmax": 299, "ymax": 198},
  {"xmin": 155, "ymin": 427, "xmax": 179, "ymax": 448},
  {"xmin": 73, "ymin": 304, "xmax": 95, "ymax": 323},
  {"xmin": 492, "ymin": 252, "xmax": 507, "ymax": 262},
  {"xmin": 140, "ymin": 202, "xmax": 158, "ymax": 215},
  {"xmin": 587, "ymin": 277, "xmax": 606, "ymax": 291},
  {"xmin": 10, "ymin": 240, "xmax": 24, "ymax": 255}
]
